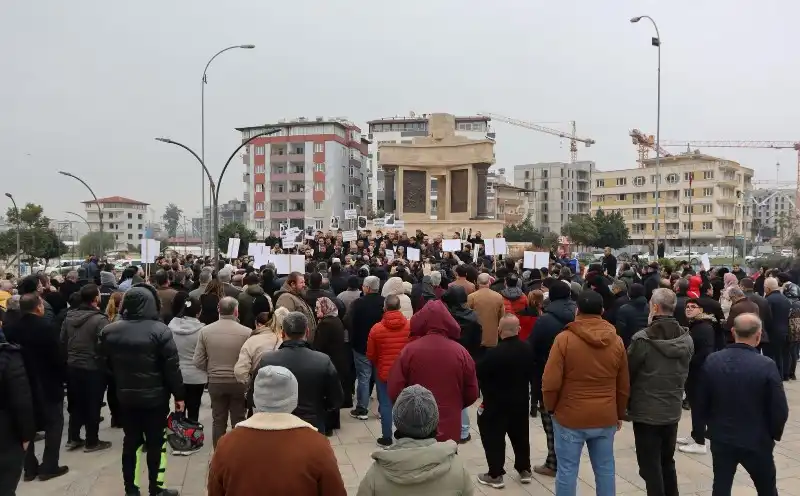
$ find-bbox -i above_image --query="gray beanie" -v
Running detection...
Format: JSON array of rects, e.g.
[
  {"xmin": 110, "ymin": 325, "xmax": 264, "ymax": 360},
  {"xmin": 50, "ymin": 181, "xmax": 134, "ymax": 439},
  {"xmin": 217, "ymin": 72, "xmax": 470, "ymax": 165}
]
[
  {"xmin": 253, "ymin": 366, "xmax": 298, "ymax": 414},
  {"xmin": 392, "ymin": 385, "xmax": 439, "ymax": 439}
]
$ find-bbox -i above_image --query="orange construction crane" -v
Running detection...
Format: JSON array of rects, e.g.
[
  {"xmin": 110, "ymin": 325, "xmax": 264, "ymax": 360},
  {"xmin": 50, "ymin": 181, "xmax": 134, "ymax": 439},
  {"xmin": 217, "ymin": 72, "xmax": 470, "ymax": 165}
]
[{"xmin": 630, "ymin": 129, "xmax": 672, "ymax": 163}]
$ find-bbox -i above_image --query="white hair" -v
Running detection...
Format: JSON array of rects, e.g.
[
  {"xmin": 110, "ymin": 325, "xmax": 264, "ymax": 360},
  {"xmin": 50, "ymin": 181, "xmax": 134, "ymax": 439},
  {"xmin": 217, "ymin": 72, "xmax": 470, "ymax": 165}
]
[
  {"xmin": 650, "ymin": 288, "xmax": 677, "ymax": 315},
  {"xmin": 429, "ymin": 271, "xmax": 442, "ymax": 286},
  {"xmin": 364, "ymin": 276, "xmax": 380, "ymax": 292},
  {"xmin": 765, "ymin": 277, "xmax": 780, "ymax": 292}
]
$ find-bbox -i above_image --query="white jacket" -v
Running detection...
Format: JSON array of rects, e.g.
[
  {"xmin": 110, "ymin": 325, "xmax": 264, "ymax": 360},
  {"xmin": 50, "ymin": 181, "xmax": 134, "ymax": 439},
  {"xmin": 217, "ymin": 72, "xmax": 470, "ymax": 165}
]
[{"xmin": 382, "ymin": 276, "xmax": 414, "ymax": 319}]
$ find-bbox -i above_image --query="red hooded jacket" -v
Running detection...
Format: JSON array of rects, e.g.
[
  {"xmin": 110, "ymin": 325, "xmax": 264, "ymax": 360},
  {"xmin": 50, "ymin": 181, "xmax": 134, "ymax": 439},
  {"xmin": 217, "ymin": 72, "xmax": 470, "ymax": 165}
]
[
  {"xmin": 366, "ymin": 310, "xmax": 410, "ymax": 381},
  {"xmin": 388, "ymin": 300, "xmax": 480, "ymax": 442},
  {"xmin": 688, "ymin": 275, "xmax": 702, "ymax": 299}
]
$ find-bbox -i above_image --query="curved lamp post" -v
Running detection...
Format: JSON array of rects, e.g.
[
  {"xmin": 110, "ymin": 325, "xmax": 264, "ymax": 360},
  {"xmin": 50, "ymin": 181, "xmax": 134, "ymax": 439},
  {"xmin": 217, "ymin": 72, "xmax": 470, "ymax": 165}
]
[
  {"xmin": 630, "ymin": 15, "xmax": 662, "ymax": 253},
  {"xmin": 4, "ymin": 193, "xmax": 21, "ymax": 276},
  {"xmin": 66, "ymin": 211, "xmax": 94, "ymax": 255},
  {"xmin": 201, "ymin": 44, "xmax": 256, "ymax": 255},
  {"xmin": 157, "ymin": 128, "xmax": 279, "ymax": 262},
  {"xmin": 59, "ymin": 171, "xmax": 104, "ymax": 256}
]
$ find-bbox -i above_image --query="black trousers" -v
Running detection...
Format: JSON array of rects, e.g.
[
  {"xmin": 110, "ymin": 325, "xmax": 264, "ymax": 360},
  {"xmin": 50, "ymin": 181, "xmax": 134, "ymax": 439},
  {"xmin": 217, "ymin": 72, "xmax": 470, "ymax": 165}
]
[
  {"xmin": 477, "ymin": 403, "xmax": 530, "ymax": 478},
  {"xmin": 0, "ymin": 444, "xmax": 24, "ymax": 495},
  {"xmin": 711, "ymin": 442, "xmax": 777, "ymax": 496},
  {"xmin": 184, "ymin": 383, "xmax": 205, "ymax": 422},
  {"xmin": 685, "ymin": 373, "xmax": 706, "ymax": 444},
  {"xmin": 763, "ymin": 342, "xmax": 787, "ymax": 379},
  {"xmin": 106, "ymin": 373, "xmax": 119, "ymax": 421},
  {"xmin": 632, "ymin": 422, "xmax": 679, "ymax": 496},
  {"xmin": 121, "ymin": 406, "xmax": 167, "ymax": 496},
  {"xmin": 25, "ymin": 399, "xmax": 64, "ymax": 476},
  {"xmin": 539, "ymin": 409, "xmax": 557, "ymax": 471},
  {"xmin": 67, "ymin": 367, "xmax": 104, "ymax": 445}
]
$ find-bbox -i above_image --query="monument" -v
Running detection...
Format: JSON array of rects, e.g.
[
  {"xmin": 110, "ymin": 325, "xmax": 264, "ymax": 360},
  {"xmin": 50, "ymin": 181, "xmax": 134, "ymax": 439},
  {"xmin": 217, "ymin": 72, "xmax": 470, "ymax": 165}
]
[{"xmin": 378, "ymin": 113, "xmax": 504, "ymax": 236}]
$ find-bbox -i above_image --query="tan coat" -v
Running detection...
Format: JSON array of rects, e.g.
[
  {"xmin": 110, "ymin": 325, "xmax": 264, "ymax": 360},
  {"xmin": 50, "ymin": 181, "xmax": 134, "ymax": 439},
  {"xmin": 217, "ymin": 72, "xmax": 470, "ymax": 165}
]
[
  {"xmin": 448, "ymin": 278, "xmax": 476, "ymax": 296},
  {"xmin": 234, "ymin": 330, "xmax": 282, "ymax": 383},
  {"xmin": 467, "ymin": 287, "xmax": 505, "ymax": 347},
  {"xmin": 193, "ymin": 315, "xmax": 252, "ymax": 384}
]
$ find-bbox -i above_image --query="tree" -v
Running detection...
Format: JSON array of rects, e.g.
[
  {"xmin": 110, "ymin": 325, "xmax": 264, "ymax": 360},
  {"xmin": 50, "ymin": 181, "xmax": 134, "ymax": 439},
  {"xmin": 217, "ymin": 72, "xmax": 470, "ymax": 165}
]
[
  {"xmin": 217, "ymin": 222, "xmax": 257, "ymax": 257},
  {"xmin": 162, "ymin": 203, "xmax": 183, "ymax": 237},
  {"xmin": 561, "ymin": 214, "xmax": 598, "ymax": 247},
  {"xmin": 593, "ymin": 209, "xmax": 629, "ymax": 249},
  {"xmin": 0, "ymin": 203, "xmax": 68, "ymax": 265},
  {"xmin": 79, "ymin": 232, "xmax": 116, "ymax": 257},
  {"xmin": 503, "ymin": 215, "xmax": 558, "ymax": 249}
]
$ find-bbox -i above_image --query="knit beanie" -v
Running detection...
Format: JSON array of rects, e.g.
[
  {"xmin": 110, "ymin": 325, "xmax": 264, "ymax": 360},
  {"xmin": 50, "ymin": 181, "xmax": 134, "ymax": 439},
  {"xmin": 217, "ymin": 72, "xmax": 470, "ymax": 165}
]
[
  {"xmin": 253, "ymin": 366, "xmax": 298, "ymax": 414},
  {"xmin": 393, "ymin": 385, "xmax": 439, "ymax": 439}
]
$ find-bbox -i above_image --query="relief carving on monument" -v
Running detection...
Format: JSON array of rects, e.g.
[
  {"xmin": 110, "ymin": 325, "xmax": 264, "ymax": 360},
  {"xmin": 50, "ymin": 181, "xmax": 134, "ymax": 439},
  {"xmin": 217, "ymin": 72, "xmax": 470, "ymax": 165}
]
[
  {"xmin": 402, "ymin": 170, "xmax": 427, "ymax": 214},
  {"xmin": 451, "ymin": 169, "xmax": 468, "ymax": 213}
]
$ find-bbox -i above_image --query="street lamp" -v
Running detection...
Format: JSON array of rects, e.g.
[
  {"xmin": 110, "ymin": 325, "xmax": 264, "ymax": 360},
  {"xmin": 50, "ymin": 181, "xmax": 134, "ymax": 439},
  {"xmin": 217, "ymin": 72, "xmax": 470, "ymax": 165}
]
[
  {"xmin": 201, "ymin": 44, "xmax": 256, "ymax": 255},
  {"xmin": 59, "ymin": 171, "xmax": 105, "ymax": 256},
  {"xmin": 630, "ymin": 15, "xmax": 662, "ymax": 255},
  {"xmin": 4, "ymin": 193, "xmax": 21, "ymax": 276},
  {"xmin": 66, "ymin": 211, "xmax": 94, "ymax": 255}
]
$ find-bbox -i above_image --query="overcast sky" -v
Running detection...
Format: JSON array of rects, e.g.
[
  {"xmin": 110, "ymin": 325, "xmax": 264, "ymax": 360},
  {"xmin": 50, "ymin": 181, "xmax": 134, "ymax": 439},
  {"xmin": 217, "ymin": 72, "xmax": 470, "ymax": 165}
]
[{"xmin": 2, "ymin": 0, "xmax": 798, "ymax": 227}]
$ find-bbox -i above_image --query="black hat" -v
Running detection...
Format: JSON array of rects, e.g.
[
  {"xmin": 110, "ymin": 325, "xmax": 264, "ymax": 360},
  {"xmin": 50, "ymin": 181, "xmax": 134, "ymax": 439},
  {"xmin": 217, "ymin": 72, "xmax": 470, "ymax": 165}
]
[{"xmin": 549, "ymin": 281, "xmax": 572, "ymax": 301}]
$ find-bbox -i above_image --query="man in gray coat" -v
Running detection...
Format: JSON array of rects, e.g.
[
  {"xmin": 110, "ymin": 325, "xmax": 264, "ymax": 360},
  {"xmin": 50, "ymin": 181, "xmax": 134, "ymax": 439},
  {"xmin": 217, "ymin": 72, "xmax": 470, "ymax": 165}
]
[{"xmin": 627, "ymin": 288, "xmax": 694, "ymax": 496}]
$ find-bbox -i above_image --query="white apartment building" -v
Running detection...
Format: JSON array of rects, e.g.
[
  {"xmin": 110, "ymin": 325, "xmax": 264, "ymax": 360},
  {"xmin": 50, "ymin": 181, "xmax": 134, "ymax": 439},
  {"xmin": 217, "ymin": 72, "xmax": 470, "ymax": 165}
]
[
  {"xmin": 751, "ymin": 188, "xmax": 796, "ymax": 239},
  {"xmin": 513, "ymin": 161, "xmax": 594, "ymax": 233},
  {"xmin": 82, "ymin": 196, "xmax": 149, "ymax": 252},
  {"xmin": 365, "ymin": 114, "xmax": 495, "ymax": 213},
  {"xmin": 591, "ymin": 153, "xmax": 754, "ymax": 248}
]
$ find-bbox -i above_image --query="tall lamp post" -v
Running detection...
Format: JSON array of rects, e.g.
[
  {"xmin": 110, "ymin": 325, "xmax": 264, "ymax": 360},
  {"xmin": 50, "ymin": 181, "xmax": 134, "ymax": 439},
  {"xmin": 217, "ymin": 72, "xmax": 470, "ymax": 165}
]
[
  {"xmin": 630, "ymin": 15, "xmax": 662, "ymax": 255},
  {"xmin": 4, "ymin": 193, "xmax": 21, "ymax": 276},
  {"xmin": 66, "ymin": 211, "xmax": 93, "ymax": 256},
  {"xmin": 59, "ymin": 171, "xmax": 104, "ymax": 256},
  {"xmin": 201, "ymin": 44, "xmax": 256, "ymax": 256}
]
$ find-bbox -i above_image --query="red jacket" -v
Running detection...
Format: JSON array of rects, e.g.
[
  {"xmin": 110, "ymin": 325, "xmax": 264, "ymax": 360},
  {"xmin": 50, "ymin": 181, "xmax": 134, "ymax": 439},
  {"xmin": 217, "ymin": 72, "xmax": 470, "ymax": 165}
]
[
  {"xmin": 388, "ymin": 300, "xmax": 479, "ymax": 442},
  {"xmin": 366, "ymin": 310, "xmax": 410, "ymax": 381}
]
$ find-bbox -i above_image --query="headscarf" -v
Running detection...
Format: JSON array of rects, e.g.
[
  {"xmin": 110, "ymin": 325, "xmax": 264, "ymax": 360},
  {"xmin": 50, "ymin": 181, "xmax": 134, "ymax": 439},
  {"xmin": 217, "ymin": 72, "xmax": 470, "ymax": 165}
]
[
  {"xmin": 687, "ymin": 275, "xmax": 702, "ymax": 299},
  {"xmin": 315, "ymin": 296, "xmax": 338, "ymax": 319},
  {"xmin": 722, "ymin": 272, "xmax": 738, "ymax": 301}
]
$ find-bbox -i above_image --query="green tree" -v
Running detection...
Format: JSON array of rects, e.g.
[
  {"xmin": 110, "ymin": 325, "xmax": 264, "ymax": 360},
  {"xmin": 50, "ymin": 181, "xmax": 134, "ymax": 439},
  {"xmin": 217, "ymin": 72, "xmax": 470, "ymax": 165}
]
[
  {"xmin": 162, "ymin": 203, "xmax": 183, "ymax": 237},
  {"xmin": 79, "ymin": 232, "xmax": 116, "ymax": 256},
  {"xmin": 561, "ymin": 214, "xmax": 598, "ymax": 247},
  {"xmin": 0, "ymin": 203, "xmax": 69, "ymax": 265},
  {"xmin": 593, "ymin": 209, "xmax": 629, "ymax": 249},
  {"xmin": 217, "ymin": 222, "xmax": 257, "ymax": 257},
  {"xmin": 503, "ymin": 215, "xmax": 558, "ymax": 249}
]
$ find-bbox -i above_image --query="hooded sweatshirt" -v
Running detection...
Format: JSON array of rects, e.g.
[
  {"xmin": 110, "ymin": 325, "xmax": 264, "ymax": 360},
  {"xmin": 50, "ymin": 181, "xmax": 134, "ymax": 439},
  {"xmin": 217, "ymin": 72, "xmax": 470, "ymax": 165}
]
[
  {"xmin": 627, "ymin": 315, "xmax": 694, "ymax": 425},
  {"xmin": 541, "ymin": 314, "xmax": 630, "ymax": 429},
  {"xmin": 168, "ymin": 316, "xmax": 208, "ymax": 384},
  {"xmin": 382, "ymin": 277, "xmax": 413, "ymax": 319},
  {"xmin": 356, "ymin": 438, "xmax": 473, "ymax": 496},
  {"xmin": 61, "ymin": 305, "xmax": 109, "ymax": 371}
]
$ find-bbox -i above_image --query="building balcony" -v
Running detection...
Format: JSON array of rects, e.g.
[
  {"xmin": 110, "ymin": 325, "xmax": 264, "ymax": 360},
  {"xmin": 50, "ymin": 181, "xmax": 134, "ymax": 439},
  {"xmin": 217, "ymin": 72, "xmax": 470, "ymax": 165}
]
[
  {"xmin": 271, "ymin": 210, "xmax": 306, "ymax": 219},
  {"xmin": 287, "ymin": 152, "xmax": 305, "ymax": 162},
  {"xmin": 270, "ymin": 192, "xmax": 289, "ymax": 200},
  {"xmin": 271, "ymin": 173, "xmax": 289, "ymax": 182},
  {"xmin": 632, "ymin": 198, "xmax": 647, "ymax": 204},
  {"xmin": 717, "ymin": 197, "xmax": 737, "ymax": 204},
  {"xmin": 287, "ymin": 173, "xmax": 305, "ymax": 181},
  {"xmin": 349, "ymin": 176, "xmax": 362, "ymax": 186},
  {"xmin": 270, "ymin": 154, "xmax": 288, "ymax": 164}
]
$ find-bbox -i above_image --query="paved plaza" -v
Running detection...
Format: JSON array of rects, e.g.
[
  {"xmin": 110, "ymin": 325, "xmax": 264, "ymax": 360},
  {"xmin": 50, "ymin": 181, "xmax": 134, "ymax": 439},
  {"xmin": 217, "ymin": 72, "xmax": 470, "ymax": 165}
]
[{"xmin": 16, "ymin": 380, "xmax": 800, "ymax": 495}]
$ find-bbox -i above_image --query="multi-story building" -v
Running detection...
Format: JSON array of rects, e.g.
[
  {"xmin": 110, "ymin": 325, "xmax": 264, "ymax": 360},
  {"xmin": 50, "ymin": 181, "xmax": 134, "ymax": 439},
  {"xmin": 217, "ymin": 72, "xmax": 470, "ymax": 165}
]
[
  {"xmin": 591, "ymin": 153, "xmax": 753, "ymax": 248},
  {"xmin": 366, "ymin": 114, "xmax": 494, "ymax": 213},
  {"xmin": 751, "ymin": 188, "xmax": 796, "ymax": 239},
  {"xmin": 201, "ymin": 199, "xmax": 247, "ymax": 238},
  {"xmin": 82, "ymin": 196, "xmax": 149, "ymax": 251},
  {"xmin": 513, "ymin": 161, "xmax": 594, "ymax": 233},
  {"xmin": 238, "ymin": 118, "xmax": 370, "ymax": 234}
]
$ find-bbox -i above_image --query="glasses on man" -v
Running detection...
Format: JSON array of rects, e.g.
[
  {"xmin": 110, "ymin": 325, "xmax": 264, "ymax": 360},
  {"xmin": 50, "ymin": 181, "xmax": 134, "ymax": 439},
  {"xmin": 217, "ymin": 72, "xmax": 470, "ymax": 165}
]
[{"xmin": 685, "ymin": 304, "xmax": 700, "ymax": 311}]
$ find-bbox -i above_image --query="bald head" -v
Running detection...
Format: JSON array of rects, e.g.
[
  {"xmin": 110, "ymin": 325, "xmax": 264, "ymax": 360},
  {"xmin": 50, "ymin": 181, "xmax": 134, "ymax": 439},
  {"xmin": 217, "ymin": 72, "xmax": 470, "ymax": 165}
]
[
  {"xmin": 765, "ymin": 277, "xmax": 780, "ymax": 294},
  {"xmin": 733, "ymin": 313, "xmax": 762, "ymax": 342},
  {"xmin": 498, "ymin": 313, "xmax": 521, "ymax": 338},
  {"xmin": 477, "ymin": 273, "xmax": 491, "ymax": 288}
]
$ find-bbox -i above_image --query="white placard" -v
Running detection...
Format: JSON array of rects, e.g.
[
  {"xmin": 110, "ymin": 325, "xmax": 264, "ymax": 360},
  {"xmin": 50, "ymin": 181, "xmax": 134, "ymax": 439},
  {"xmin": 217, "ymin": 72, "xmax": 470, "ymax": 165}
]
[
  {"xmin": 700, "ymin": 253, "xmax": 711, "ymax": 271},
  {"xmin": 141, "ymin": 238, "xmax": 159, "ymax": 263},
  {"xmin": 330, "ymin": 216, "xmax": 340, "ymax": 230},
  {"xmin": 442, "ymin": 239, "xmax": 461, "ymax": 252},
  {"xmin": 290, "ymin": 255, "xmax": 305, "ymax": 273},
  {"xmin": 286, "ymin": 227, "xmax": 301, "ymax": 235},
  {"xmin": 248, "ymin": 243, "xmax": 266, "ymax": 257},
  {"xmin": 524, "ymin": 251, "xmax": 549, "ymax": 269},
  {"xmin": 484, "ymin": 238, "xmax": 507, "ymax": 256},
  {"xmin": 372, "ymin": 218, "xmax": 385, "ymax": 228},
  {"xmin": 394, "ymin": 220, "xmax": 404, "ymax": 229},
  {"xmin": 406, "ymin": 247, "xmax": 421, "ymax": 261},
  {"xmin": 473, "ymin": 245, "xmax": 480, "ymax": 263},
  {"xmin": 344, "ymin": 209, "xmax": 357, "ymax": 220},
  {"xmin": 272, "ymin": 254, "xmax": 290, "ymax": 275},
  {"xmin": 342, "ymin": 230, "xmax": 357, "ymax": 242},
  {"xmin": 523, "ymin": 251, "xmax": 536, "ymax": 269},
  {"xmin": 227, "ymin": 238, "xmax": 241, "ymax": 259},
  {"xmin": 253, "ymin": 253, "xmax": 270, "ymax": 268},
  {"xmin": 385, "ymin": 250, "xmax": 395, "ymax": 262},
  {"xmin": 281, "ymin": 236, "xmax": 296, "ymax": 249}
]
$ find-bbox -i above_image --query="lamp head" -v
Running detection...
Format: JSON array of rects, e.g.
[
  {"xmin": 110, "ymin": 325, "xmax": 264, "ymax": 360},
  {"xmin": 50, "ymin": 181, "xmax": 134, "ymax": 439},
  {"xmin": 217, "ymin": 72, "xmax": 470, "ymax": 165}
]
[
  {"xmin": 4, "ymin": 193, "xmax": 12, "ymax": 199},
  {"xmin": 58, "ymin": 170, "xmax": 70, "ymax": 177},
  {"xmin": 240, "ymin": 44, "xmax": 256, "ymax": 49},
  {"xmin": 155, "ymin": 137, "xmax": 171, "ymax": 143},
  {"xmin": 630, "ymin": 16, "xmax": 642, "ymax": 23}
]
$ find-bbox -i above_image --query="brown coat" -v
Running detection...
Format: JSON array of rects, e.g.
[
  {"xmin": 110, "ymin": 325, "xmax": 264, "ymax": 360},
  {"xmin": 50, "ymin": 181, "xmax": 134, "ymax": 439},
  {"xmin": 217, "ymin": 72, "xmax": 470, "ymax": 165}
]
[
  {"xmin": 208, "ymin": 412, "xmax": 347, "ymax": 496},
  {"xmin": 725, "ymin": 297, "xmax": 760, "ymax": 331},
  {"xmin": 542, "ymin": 314, "xmax": 630, "ymax": 429},
  {"xmin": 467, "ymin": 287, "xmax": 505, "ymax": 347},
  {"xmin": 449, "ymin": 278, "xmax": 476, "ymax": 296}
]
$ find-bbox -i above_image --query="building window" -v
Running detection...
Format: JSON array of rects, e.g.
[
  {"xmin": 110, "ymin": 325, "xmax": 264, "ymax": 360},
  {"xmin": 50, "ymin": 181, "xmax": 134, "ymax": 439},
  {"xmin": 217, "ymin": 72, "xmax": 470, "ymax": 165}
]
[
  {"xmin": 703, "ymin": 188, "xmax": 713, "ymax": 197},
  {"xmin": 314, "ymin": 182, "xmax": 324, "ymax": 191},
  {"xmin": 617, "ymin": 194, "xmax": 626, "ymax": 201},
  {"xmin": 314, "ymin": 143, "xmax": 324, "ymax": 153},
  {"xmin": 524, "ymin": 170, "xmax": 530, "ymax": 179},
  {"xmin": 127, "ymin": 234, "xmax": 133, "ymax": 240},
  {"xmin": 633, "ymin": 176, "xmax": 645, "ymax": 187},
  {"xmin": 293, "ymin": 146, "xmax": 304, "ymax": 154},
  {"xmin": 377, "ymin": 180, "xmax": 385, "ymax": 192},
  {"xmin": 348, "ymin": 185, "xmax": 356, "ymax": 195},
  {"xmin": 595, "ymin": 179, "xmax": 605, "ymax": 188},
  {"xmin": 315, "ymin": 220, "xmax": 324, "ymax": 229},
  {"xmin": 703, "ymin": 171, "xmax": 714, "ymax": 180},
  {"xmin": 616, "ymin": 177, "xmax": 627, "ymax": 186},
  {"xmin": 255, "ymin": 165, "xmax": 265, "ymax": 173},
  {"xmin": 650, "ymin": 174, "xmax": 661, "ymax": 184},
  {"xmin": 702, "ymin": 204, "xmax": 712, "ymax": 214},
  {"xmin": 314, "ymin": 163, "xmax": 325, "ymax": 172},
  {"xmin": 683, "ymin": 205, "xmax": 693, "ymax": 214},
  {"xmin": 255, "ymin": 184, "xmax": 264, "ymax": 193},
  {"xmin": 137, "ymin": 214, "xmax": 142, "ymax": 219},
  {"xmin": 127, "ymin": 223, "xmax": 132, "ymax": 229},
  {"xmin": 315, "ymin": 201, "xmax": 323, "ymax": 210},
  {"xmin": 255, "ymin": 202, "xmax": 264, "ymax": 211},
  {"xmin": 702, "ymin": 221, "xmax": 713, "ymax": 230},
  {"xmin": 666, "ymin": 173, "xmax": 679, "ymax": 184},
  {"xmin": 683, "ymin": 189, "xmax": 694, "ymax": 197},
  {"xmin": 127, "ymin": 213, "xmax": 132, "ymax": 219},
  {"xmin": 138, "ymin": 234, "xmax": 142, "ymax": 239},
  {"xmin": 683, "ymin": 222, "xmax": 692, "ymax": 231},
  {"xmin": 138, "ymin": 224, "xmax": 142, "ymax": 229},
  {"xmin": 255, "ymin": 146, "xmax": 265, "ymax": 155}
]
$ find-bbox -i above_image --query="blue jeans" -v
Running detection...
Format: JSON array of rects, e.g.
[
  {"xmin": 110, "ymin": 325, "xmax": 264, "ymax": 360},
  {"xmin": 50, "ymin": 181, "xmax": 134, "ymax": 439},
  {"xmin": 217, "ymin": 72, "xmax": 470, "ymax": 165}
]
[
  {"xmin": 375, "ymin": 379, "xmax": 393, "ymax": 440},
  {"xmin": 353, "ymin": 351, "xmax": 372, "ymax": 410},
  {"xmin": 553, "ymin": 417, "xmax": 616, "ymax": 496},
  {"xmin": 461, "ymin": 408, "xmax": 470, "ymax": 440}
]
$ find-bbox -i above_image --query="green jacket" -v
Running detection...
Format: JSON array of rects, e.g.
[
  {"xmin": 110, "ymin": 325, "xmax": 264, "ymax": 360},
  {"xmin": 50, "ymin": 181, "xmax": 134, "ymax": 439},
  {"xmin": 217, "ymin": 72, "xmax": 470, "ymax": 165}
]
[{"xmin": 356, "ymin": 438, "xmax": 473, "ymax": 495}]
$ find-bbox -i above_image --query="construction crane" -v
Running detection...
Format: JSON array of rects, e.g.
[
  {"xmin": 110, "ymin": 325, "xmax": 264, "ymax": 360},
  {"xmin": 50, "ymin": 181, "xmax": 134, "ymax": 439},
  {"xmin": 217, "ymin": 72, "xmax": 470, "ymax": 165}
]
[
  {"xmin": 478, "ymin": 112, "xmax": 595, "ymax": 163},
  {"xmin": 629, "ymin": 129, "xmax": 672, "ymax": 164}
]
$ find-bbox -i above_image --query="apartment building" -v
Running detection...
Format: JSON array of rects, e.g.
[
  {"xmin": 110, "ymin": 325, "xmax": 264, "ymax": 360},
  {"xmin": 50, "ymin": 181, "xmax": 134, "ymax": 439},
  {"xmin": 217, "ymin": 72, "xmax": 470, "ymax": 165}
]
[
  {"xmin": 591, "ymin": 153, "xmax": 753, "ymax": 247},
  {"xmin": 366, "ymin": 114, "xmax": 494, "ymax": 213},
  {"xmin": 751, "ymin": 188, "xmax": 795, "ymax": 239},
  {"xmin": 82, "ymin": 196, "xmax": 149, "ymax": 251},
  {"xmin": 201, "ymin": 199, "xmax": 247, "ymax": 238},
  {"xmin": 238, "ymin": 117, "xmax": 370, "ymax": 234},
  {"xmin": 513, "ymin": 161, "xmax": 594, "ymax": 233}
]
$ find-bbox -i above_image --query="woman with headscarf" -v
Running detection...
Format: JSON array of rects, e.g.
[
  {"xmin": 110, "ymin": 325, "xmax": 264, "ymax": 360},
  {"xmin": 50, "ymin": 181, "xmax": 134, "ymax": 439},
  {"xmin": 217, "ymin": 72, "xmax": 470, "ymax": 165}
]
[
  {"xmin": 382, "ymin": 277, "xmax": 413, "ymax": 319},
  {"xmin": 313, "ymin": 297, "xmax": 348, "ymax": 435},
  {"xmin": 719, "ymin": 272, "xmax": 739, "ymax": 319}
]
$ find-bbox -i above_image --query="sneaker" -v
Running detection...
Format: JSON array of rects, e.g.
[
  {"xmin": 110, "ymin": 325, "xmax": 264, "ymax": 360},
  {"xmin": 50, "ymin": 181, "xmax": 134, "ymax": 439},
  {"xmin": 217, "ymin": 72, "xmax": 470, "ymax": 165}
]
[
  {"xmin": 477, "ymin": 473, "xmax": 505, "ymax": 489},
  {"xmin": 153, "ymin": 490, "xmax": 180, "ymax": 496},
  {"xmin": 84, "ymin": 440, "xmax": 113, "ymax": 453},
  {"xmin": 681, "ymin": 399, "xmax": 691, "ymax": 411},
  {"xmin": 34, "ymin": 432, "xmax": 45, "ymax": 442},
  {"xmin": 38, "ymin": 466, "xmax": 69, "ymax": 481},
  {"xmin": 518, "ymin": 469, "xmax": 532, "ymax": 484},
  {"xmin": 125, "ymin": 491, "xmax": 141, "ymax": 496},
  {"xmin": 457, "ymin": 434, "xmax": 471, "ymax": 444},
  {"xmin": 349, "ymin": 407, "xmax": 368, "ymax": 420},
  {"xmin": 171, "ymin": 446, "xmax": 202, "ymax": 456},
  {"xmin": 534, "ymin": 464, "xmax": 556, "ymax": 477},
  {"xmin": 23, "ymin": 472, "xmax": 38, "ymax": 482},
  {"xmin": 679, "ymin": 442, "xmax": 708, "ymax": 454},
  {"xmin": 376, "ymin": 437, "xmax": 393, "ymax": 448},
  {"xmin": 676, "ymin": 436, "xmax": 693, "ymax": 445},
  {"xmin": 65, "ymin": 439, "xmax": 85, "ymax": 451}
]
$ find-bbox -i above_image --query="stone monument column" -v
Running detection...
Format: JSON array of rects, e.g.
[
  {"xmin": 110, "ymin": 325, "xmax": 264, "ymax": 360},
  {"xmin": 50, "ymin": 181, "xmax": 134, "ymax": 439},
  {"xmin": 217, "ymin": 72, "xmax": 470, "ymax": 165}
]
[
  {"xmin": 384, "ymin": 166, "xmax": 396, "ymax": 215},
  {"xmin": 475, "ymin": 164, "xmax": 490, "ymax": 218}
]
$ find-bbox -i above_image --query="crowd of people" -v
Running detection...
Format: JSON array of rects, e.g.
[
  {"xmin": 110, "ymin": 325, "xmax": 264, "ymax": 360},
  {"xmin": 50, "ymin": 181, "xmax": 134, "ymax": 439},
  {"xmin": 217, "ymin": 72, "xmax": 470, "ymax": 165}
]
[{"xmin": 0, "ymin": 231, "xmax": 793, "ymax": 495}]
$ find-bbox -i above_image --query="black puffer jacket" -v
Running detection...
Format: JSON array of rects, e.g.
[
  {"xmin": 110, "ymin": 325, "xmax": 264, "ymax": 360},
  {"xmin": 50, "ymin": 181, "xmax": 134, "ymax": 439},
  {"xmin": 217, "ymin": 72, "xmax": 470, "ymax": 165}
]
[
  {"xmin": 100, "ymin": 286, "xmax": 184, "ymax": 409},
  {"xmin": 442, "ymin": 285, "xmax": 483, "ymax": 360},
  {"xmin": 528, "ymin": 297, "xmax": 576, "ymax": 403},
  {"xmin": 615, "ymin": 295, "xmax": 650, "ymax": 348},
  {"xmin": 60, "ymin": 305, "xmax": 109, "ymax": 371},
  {"xmin": 0, "ymin": 342, "xmax": 36, "ymax": 451}
]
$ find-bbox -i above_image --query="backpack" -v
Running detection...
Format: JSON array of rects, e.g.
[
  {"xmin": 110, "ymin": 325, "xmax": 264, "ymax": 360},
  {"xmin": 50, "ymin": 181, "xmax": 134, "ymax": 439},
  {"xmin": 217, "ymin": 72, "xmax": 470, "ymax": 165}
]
[{"xmin": 166, "ymin": 411, "xmax": 204, "ymax": 455}]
